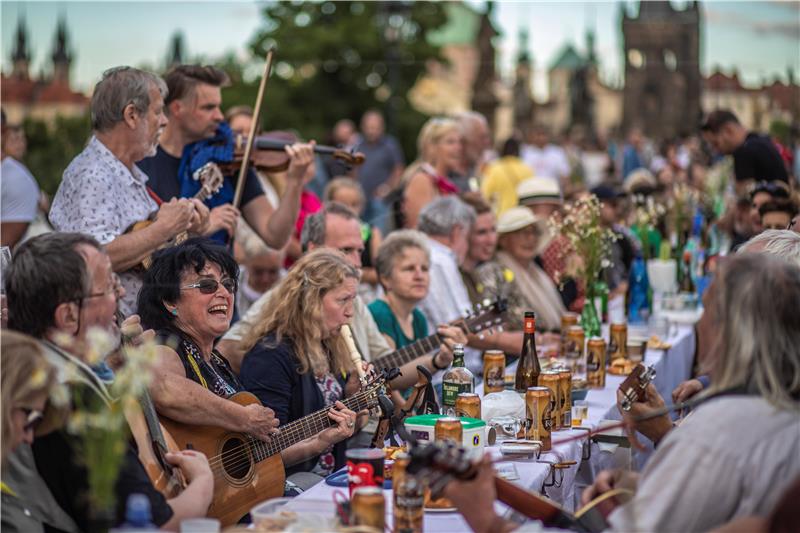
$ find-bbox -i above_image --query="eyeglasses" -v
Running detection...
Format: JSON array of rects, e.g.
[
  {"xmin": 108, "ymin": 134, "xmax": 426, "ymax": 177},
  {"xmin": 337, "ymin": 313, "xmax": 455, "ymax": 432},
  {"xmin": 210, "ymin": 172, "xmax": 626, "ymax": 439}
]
[
  {"xmin": 81, "ymin": 273, "xmax": 122, "ymax": 300},
  {"xmin": 19, "ymin": 407, "xmax": 44, "ymax": 433},
  {"xmin": 181, "ymin": 277, "xmax": 237, "ymax": 295}
]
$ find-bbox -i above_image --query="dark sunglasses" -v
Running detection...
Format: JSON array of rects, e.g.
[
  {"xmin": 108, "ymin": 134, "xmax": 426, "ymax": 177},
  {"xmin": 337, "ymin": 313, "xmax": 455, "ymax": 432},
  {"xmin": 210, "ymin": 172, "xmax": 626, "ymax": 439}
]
[
  {"xmin": 181, "ymin": 278, "xmax": 237, "ymax": 295},
  {"xmin": 19, "ymin": 407, "xmax": 44, "ymax": 432}
]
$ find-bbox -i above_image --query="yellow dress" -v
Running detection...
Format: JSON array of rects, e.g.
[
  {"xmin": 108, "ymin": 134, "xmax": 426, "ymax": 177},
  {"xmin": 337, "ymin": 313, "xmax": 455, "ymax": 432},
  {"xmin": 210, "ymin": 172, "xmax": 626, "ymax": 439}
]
[{"xmin": 480, "ymin": 156, "xmax": 534, "ymax": 214}]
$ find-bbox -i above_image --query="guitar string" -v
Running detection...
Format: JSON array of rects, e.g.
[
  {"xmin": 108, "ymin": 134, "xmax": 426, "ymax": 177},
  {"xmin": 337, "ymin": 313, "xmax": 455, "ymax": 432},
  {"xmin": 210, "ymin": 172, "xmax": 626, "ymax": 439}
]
[
  {"xmin": 201, "ymin": 389, "xmax": 375, "ymax": 467},
  {"xmin": 203, "ymin": 392, "xmax": 373, "ymax": 471},
  {"xmin": 205, "ymin": 393, "xmax": 375, "ymax": 477},
  {"xmin": 202, "ymin": 391, "xmax": 376, "ymax": 472}
]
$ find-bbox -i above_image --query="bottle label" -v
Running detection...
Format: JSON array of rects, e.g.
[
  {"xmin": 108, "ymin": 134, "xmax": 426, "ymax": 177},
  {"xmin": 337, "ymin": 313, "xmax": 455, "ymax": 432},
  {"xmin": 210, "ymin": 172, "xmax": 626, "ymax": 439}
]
[
  {"xmin": 524, "ymin": 317, "xmax": 536, "ymax": 334},
  {"xmin": 442, "ymin": 381, "xmax": 473, "ymax": 407},
  {"xmin": 395, "ymin": 494, "xmax": 424, "ymax": 508},
  {"xmin": 542, "ymin": 403, "xmax": 553, "ymax": 432}
]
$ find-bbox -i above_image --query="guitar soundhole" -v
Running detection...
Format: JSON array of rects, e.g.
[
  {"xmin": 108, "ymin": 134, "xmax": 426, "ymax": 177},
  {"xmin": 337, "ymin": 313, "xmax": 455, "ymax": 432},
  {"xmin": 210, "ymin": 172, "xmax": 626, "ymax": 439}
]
[{"xmin": 221, "ymin": 438, "xmax": 252, "ymax": 481}]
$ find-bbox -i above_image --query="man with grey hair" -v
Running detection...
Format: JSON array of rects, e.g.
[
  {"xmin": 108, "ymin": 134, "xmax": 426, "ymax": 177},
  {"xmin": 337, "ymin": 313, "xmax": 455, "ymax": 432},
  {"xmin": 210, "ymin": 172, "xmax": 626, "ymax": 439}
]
[
  {"xmin": 417, "ymin": 196, "xmax": 484, "ymax": 376},
  {"xmin": 50, "ymin": 66, "xmax": 210, "ymax": 316},
  {"xmin": 453, "ymin": 111, "xmax": 494, "ymax": 191}
]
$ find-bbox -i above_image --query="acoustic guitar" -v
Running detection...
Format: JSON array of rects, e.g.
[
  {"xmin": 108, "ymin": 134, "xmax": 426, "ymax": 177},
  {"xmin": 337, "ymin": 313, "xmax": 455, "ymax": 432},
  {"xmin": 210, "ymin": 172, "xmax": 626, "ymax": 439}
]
[
  {"xmin": 372, "ymin": 298, "xmax": 508, "ymax": 371},
  {"xmin": 127, "ymin": 163, "xmax": 224, "ymax": 270},
  {"xmin": 407, "ymin": 441, "xmax": 632, "ymax": 532},
  {"xmin": 124, "ymin": 389, "xmax": 186, "ymax": 498},
  {"xmin": 160, "ymin": 371, "xmax": 391, "ymax": 526}
]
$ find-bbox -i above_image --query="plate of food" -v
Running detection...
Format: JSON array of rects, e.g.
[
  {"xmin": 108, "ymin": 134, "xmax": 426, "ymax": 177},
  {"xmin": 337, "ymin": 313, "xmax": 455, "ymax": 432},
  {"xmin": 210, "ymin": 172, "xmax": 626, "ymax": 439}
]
[{"xmin": 608, "ymin": 359, "xmax": 637, "ymax": 375}]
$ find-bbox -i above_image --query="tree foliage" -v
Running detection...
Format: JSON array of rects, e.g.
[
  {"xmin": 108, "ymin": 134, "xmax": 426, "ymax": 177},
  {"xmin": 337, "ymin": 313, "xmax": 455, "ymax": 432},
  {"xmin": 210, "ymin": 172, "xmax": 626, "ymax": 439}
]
[
  {"xmin": 222, "ymin": 0, "xmax": 447, "ymax": 159},
  {"xmin": 23, "ymin": 113, "xmax": 92, "ymax": 196}
]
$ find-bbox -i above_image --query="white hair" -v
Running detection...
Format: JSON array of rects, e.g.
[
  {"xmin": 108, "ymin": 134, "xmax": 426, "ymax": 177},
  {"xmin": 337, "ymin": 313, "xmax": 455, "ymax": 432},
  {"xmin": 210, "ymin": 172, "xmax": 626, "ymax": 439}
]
[
  {"xmin": 417, "ymin": 196, "xmax": 476, "ymax": 237},
  {"xmin": 737, "ymin": 230, "xmax": 800, "ymax": 268}
]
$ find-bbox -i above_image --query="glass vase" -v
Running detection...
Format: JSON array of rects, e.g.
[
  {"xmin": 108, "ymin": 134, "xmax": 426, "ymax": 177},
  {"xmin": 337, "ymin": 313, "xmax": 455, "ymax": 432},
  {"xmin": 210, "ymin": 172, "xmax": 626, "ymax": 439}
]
[{"xmin": 581, "ymin": 287, "xmax": 602, "ymax": 338}]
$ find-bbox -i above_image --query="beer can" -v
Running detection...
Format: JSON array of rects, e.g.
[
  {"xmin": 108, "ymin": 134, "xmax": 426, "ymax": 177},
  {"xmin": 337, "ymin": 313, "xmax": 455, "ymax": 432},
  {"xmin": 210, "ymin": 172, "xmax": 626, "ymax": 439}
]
[
  {"xmin": 525, "ymin": 386, "xmax": 552, "ymax": 451},
  {"xmin": 455, "ymin": 392, "xmax": 481, "ymax": 420},
  {"xmin": 609, "ymin": 323, "xmax": 628, "ymax": 362},
  {"xmin": 558, "ymin": 368, "xmax": 573, "ymax": 428},
  {"xmin": 565, "ymin": 325, "xmax": 585, "ymax": 362},
  {"xmin": 483, "ymin": 350, "xmax": 506, "ymax": 394},
  {"xmin": 540, "ymin": 371, "xmax": 562, "ymax": 430},
  {"xmin": 352, "ymin": 486, "xmax": 386, "ymax": 530},
  {"xmin": 586, "ymin": 337, "xmax": 607, "ymax": 389},
  {"xmin": 393, "ymin": 453, "xmax": 424, "ymax": 533},
  {"xmin": 434, "ymin": 417, "xmax": 463, "ymax": 443},
  {"xmin": 560, "ymin": 313, "xmax": 579, "ymax": 357}
]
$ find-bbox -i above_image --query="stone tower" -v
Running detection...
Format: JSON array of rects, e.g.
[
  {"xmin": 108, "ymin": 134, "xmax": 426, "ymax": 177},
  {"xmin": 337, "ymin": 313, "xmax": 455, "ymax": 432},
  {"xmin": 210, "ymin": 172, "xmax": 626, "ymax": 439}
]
[
  {"xmin": 621, "ymin": 1, "xmax": 702, "ymax": 139},
  {"xmin": 11, "ymin": 15, "xmax": 31, "ymax": 80},
  {"xmin": 51, "ymin": 15, "xmax": 73, "ymax": 85},
  {"xmin": 513, "ymin": 28, "xmax": 535, "ymax": 134},
  {"xmin": 470, "ymin": 1, "xmax": 499, "ymax": 126}
]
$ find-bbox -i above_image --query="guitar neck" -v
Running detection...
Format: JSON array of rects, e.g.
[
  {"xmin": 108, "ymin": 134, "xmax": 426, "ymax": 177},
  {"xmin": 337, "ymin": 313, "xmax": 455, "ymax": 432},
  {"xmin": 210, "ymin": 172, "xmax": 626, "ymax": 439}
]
[
  {"xmin": 248, "ymin": 388, "xmax": 378, "ymax": 461},
  {"xmin": 374, "ymin": 333, "xmax": 442, "ymax": 370}
]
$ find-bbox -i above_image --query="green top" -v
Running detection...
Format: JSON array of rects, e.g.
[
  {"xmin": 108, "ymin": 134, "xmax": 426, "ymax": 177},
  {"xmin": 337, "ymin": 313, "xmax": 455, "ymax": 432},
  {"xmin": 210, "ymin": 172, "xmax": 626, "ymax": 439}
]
[
  {"xmin": 368, "ymin": 299, "xmax": 429, "ymax": 349},
  {"xmin": 406, "ymin": 414, "xmax": 486, "ymax": 429}
]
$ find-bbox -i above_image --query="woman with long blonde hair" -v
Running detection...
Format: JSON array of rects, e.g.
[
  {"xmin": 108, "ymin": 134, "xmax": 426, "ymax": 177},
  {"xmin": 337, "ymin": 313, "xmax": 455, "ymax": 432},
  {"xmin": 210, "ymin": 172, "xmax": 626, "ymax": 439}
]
[
  {"xmin": 400, "ymin": 117, "xmax": 462, "ymax": 229},
  {"xmin": 1, "ymin": 330, "xmax": 56, "ymax": 531},
  {"xmin": 240, "ymin": 248, "xmax": 361, "ymax": 478}
]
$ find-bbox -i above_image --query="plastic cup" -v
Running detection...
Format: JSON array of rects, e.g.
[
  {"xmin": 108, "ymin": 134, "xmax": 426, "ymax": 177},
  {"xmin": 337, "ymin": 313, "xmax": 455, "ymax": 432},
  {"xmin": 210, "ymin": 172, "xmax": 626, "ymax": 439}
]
[{"xmin": 180, "ymin": 518, "xmax": 220, "ymax": 532}]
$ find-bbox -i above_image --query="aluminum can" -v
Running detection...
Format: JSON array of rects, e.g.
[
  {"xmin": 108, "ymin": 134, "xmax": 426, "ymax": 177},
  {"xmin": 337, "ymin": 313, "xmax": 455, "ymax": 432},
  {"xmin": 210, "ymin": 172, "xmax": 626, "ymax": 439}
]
[
  {"xmin": 352, "ymin": 486, "xmax": 386, "ymax": 530},
  {"xmin": 564, "ymin": 326, "xmax": 585, "ymax": 363},
  {"xmin": 525, "ymin": 386, "xmax": 552, "ymax": 451},
  {"xmin": 434, "ymin": 417, "xmax": 463, "ymax": 443},
  {"xmin": 539, "ymin": 371, "xmax": 562, "ymax": 430},
  {"xmin": 482, "ymin": 350, "xmax": 506, "ymax": 394},
  {"xmin": 609, "ymin": 323, "xmax": 628, "ymax": 362},
  {"xmin": 560, "ymin": 313, "xmax": 579, "ymax": 357},
  {"xmin": 393, "ymin": 453, "xmax": 424, "ymax": 533},
  {"xmin": 557, "ymin": 368, "xmax": 573, "ymax": 427},
  {"xmin": 455, "ymin": 392, "xmax": 481, "ymax": 420},
  {"xmin": 586, "ymin": 337, "xmax": 607, "ymax": 389}
]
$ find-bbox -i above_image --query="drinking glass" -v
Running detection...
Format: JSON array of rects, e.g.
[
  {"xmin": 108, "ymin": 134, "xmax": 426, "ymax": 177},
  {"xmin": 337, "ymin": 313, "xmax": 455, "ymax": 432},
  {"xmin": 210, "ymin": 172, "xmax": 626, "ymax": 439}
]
[{"xmin": 571, "ymin": 401, "xmax": 589, "ymax": 427}]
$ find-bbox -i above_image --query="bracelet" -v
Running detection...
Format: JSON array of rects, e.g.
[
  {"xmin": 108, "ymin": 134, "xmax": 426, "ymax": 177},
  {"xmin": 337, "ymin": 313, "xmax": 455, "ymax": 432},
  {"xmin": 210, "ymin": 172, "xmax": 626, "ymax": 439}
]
[{"xmin": 432, "ymin": 351, "xmax": 448, "ymax": 371}]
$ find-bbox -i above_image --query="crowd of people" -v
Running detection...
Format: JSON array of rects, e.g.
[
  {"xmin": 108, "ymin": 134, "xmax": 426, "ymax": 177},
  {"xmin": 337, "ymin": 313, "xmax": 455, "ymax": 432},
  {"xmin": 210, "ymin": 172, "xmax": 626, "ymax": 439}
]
[{"xmin": 1, "ymin": 63, "xmax": 799, "ymax": 532}]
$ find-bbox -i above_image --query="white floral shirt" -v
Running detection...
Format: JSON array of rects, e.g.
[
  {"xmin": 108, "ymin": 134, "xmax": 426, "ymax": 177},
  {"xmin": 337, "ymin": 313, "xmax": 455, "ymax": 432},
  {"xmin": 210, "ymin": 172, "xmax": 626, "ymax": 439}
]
[{"xmin": 50, "ymin": 136, "xmax": 157, "ymax": 316}]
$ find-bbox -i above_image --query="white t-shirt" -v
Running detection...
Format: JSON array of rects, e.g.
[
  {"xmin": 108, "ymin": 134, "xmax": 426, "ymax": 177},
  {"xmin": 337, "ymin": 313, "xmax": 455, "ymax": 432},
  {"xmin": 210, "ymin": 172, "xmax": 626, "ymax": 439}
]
[
  {"xmin": 1, "ymin": 157, "xmax": 40, "ymax": 222},
  {"xmin": 520, "ymin": 144, "xmax": 570, "ymax": 182}
]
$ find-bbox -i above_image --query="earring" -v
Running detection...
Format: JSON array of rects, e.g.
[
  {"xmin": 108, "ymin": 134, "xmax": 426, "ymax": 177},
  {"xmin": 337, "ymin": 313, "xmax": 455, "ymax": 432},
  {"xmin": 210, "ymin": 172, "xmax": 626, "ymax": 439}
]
[{"xmin": 170, "ymin": 308, "xmax": 178, "ymax": 316}]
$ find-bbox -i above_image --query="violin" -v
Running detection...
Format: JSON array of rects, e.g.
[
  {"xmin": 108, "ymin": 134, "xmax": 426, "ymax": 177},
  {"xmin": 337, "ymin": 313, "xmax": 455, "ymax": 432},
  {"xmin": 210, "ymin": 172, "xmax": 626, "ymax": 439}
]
[{"xmin": 222, "ymin": 130, "xmax": 365, "ymax": 174}]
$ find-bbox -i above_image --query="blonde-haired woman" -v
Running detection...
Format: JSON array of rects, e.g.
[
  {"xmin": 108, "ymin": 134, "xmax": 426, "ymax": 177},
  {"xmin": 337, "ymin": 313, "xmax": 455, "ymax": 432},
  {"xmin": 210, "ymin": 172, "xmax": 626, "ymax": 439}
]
[
  {"xmin": 401, "ymin": 118, "xmax": 462, "ymax": 229},
  {"xmin": 240, "ymin": 249, "xmax": 360, "ymax": 478},
  {"xmin": 2, "ymin": 330, "xmax": 55, "ymax": 531}
]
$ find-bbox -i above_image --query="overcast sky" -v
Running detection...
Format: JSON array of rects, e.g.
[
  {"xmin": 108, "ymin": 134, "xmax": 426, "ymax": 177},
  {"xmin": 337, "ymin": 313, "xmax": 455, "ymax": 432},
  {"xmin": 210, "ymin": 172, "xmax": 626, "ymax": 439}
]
[{"xmin": 2, "ymin": 1, "xmax": 799, "ymax": 100}]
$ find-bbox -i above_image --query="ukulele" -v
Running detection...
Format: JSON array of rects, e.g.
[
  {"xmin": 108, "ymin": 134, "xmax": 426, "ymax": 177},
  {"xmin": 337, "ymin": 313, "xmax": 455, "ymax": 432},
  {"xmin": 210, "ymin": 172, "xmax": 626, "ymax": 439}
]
[
  {"xmin": 126, "ymin": 163, "xmax": 224, "ymax": 270},
  {"xmin": 372, "ymin": 298, "xmax": 508, "ymax": 371},
  {"xmin": 407, "ymin": 441, "xmax": 632, "ymax": 533},
  {"xmin": 160, "ymin": 370, "xmax": 393, "ymax": 527},
  {"xmin": 618, "ymin": 364, "xmax": 657, "ymax": 411}
]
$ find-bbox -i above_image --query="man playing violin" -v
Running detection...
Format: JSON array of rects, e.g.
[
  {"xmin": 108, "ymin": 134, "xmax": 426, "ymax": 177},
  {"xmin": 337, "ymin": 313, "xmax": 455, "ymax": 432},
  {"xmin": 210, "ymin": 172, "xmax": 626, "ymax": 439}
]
[
  {"xmin": 51, "ymin": 67, "xmax": 211, "ymax": 317},
  {"xmin": 137, "ymin": 64, "xmax": 313, "ymax": 252}
]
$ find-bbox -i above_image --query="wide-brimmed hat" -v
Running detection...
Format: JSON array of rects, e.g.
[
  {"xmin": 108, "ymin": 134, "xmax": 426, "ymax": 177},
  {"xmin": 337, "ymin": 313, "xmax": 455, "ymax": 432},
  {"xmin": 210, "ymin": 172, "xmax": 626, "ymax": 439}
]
[
  {"xmin": 496, "ymin": 206, "xmax": 553, "ymax": 256},
  {"xmin": 516, "ymin": 177, "xmax": 562, "ymax": 205}
]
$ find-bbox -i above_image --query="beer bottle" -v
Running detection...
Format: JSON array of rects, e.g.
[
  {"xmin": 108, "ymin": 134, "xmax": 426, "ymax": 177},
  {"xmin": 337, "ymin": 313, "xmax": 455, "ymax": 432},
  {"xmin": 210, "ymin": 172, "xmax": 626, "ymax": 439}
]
[
  {"xmin": 680, "ymin": 250, "xmax": 695, "ymax": 293},
  {"xmin": 441, "ymin": 344, "xmax": 474, "ymax": 416},
  {"xmin": 515, "ymin": 312, "xmax": 541, "ymax": 393}
]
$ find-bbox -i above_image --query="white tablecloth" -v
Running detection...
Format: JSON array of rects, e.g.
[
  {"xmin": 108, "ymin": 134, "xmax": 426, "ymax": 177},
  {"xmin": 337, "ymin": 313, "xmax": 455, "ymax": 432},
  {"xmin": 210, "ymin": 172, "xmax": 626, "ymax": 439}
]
[{"xmin": 286, "ymin": 325, "xmax": 698, "ymax": 528}]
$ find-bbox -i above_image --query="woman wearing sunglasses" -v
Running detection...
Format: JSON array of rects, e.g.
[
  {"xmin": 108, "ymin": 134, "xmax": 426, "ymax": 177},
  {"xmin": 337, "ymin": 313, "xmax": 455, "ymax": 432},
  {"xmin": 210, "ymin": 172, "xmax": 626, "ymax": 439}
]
[
  {"xmin": 139, "ymin": 238, "xmax": 356, "ymax": 500},
  {"xmin": 1, "ymin": 330, "xmax": 56, "ymax": 532}
]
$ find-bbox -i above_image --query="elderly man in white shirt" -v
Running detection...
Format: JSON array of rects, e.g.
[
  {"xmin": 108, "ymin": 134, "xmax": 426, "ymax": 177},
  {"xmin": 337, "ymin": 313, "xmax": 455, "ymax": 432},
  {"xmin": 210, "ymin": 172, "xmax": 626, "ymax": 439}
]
[
  {"xmin": 49, "ymin": 66, "xmax": 209, "ymax": 316},
  {"xmin": 416, "ymin": 196, "xmax": 485, "ymax": 377}
]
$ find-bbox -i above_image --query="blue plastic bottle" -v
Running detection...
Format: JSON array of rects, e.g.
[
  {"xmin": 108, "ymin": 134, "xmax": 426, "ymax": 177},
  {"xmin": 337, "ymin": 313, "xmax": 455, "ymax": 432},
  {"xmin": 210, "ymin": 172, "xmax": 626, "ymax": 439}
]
[
  {"xmin": 120, "ymin": 494, "xmax": 156, "ymax": 530},
  {"xmin": 628, "ymin": 255, "xmax": 650, "ymax": 324}
]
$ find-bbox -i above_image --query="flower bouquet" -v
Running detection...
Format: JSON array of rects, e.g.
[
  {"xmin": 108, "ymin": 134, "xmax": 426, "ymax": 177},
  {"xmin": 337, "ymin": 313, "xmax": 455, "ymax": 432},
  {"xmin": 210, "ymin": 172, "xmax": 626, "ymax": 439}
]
[{"xmin": 549, "ymin": 194, "xmax": 617, "ymax": 337}]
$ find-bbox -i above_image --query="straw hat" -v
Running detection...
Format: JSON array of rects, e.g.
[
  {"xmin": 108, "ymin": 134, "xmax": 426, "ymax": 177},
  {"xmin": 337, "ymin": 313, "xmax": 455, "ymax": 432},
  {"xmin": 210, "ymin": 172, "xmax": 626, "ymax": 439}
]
[
  {"xmin": 496, "ymin": 206, "xmax": 553, "ymax": 256},
  {"xmin": 516, "ymin": 177, "xmax": 562, "ymax": 206}
]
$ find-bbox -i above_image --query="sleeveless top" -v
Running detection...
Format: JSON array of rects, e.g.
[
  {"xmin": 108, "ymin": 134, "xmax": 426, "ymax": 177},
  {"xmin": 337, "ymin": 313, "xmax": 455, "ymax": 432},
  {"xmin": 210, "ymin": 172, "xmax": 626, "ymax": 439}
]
[{"xmin": 158, "ymin": 329, "xmax": 243, "ymax": 397}]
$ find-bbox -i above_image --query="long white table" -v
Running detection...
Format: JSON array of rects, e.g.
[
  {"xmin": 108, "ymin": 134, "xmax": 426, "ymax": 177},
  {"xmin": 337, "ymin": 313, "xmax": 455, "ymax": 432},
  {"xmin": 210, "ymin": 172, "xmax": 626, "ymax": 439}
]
[{"xmin": 285, "ymin": 325, "xmax": 697, "ymax": 530}]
